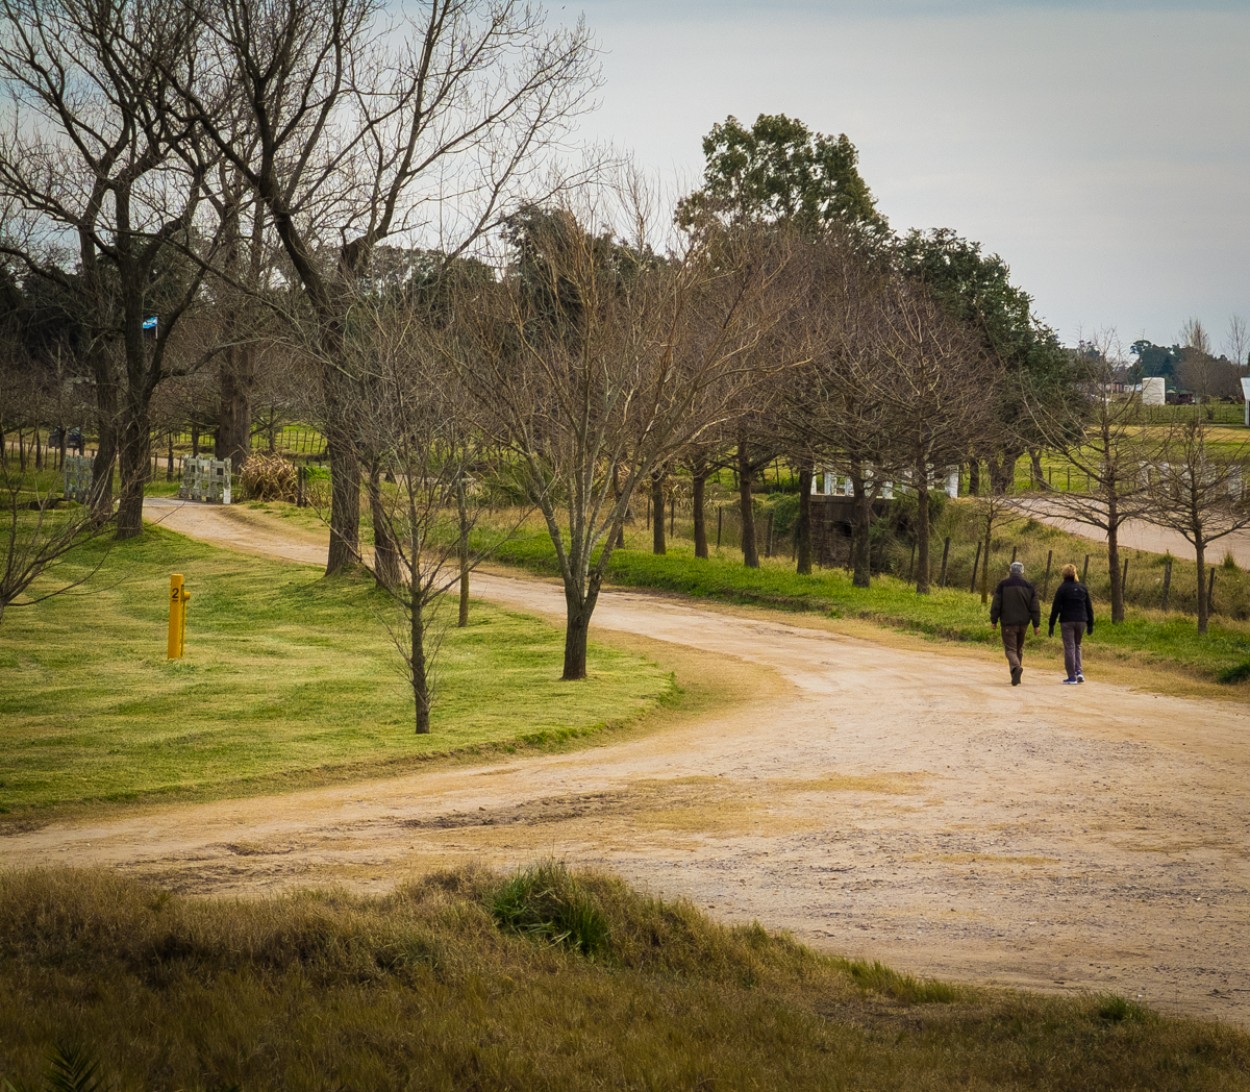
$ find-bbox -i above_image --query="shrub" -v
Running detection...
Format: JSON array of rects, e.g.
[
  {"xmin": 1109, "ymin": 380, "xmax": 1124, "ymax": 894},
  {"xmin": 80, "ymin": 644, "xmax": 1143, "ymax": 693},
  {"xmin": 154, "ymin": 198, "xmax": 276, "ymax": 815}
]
[
  {"xmin": 487, "ymin": 862, "xmax": 611, "ymax": 959},
  {"xmin": 238, "ymin": 453, "xmax": 298, "ymax": 502}
]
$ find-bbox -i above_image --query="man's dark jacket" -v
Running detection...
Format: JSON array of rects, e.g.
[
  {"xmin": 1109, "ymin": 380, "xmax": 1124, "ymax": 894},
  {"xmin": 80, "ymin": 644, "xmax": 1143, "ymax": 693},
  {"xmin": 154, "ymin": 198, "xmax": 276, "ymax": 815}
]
[
  {"xmin": 1048, "ymin": 580, "xmax": 1094, "ymax": 635},
  {"xmin": 990, "ymin": 574, "xmax": 1040, "ymax": 628}
]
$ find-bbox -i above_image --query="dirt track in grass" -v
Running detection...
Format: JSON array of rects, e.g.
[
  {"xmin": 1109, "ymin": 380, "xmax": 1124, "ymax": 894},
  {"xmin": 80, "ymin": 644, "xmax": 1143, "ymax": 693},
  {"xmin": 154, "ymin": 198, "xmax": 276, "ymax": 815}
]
[{"xmin": 4, "ymin": 496, "xmax": 1249, "ymax": 1028}]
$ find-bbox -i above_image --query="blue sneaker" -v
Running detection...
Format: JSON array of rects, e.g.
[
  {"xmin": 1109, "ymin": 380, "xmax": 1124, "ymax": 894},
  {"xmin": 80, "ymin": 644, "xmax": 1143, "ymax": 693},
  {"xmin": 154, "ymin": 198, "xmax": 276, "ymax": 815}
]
[
  {"xmin": 1076, "ymin": 673, "xmax": 1085, "ymax": 683},
  {"xmin": 1062, "ymin": 677, "xmax": 1078, "ymax": 684}
]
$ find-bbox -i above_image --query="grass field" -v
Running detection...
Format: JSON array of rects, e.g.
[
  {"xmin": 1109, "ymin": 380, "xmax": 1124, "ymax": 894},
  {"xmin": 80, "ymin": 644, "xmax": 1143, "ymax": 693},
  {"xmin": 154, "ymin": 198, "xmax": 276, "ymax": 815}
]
[
  {"xmin": 0, "ymin": 526, "xmax": 676, "ymax": 824},
  {"xmin": 1, "ymin": 864, "xmax": 1246, "ymax": 1091}
]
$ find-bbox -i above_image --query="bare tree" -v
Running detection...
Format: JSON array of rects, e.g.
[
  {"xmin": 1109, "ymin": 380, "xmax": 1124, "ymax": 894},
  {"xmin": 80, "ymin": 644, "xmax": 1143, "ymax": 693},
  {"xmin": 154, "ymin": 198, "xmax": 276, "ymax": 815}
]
[
  {"xmin": 336, "ymin": 294, "xmax": 507, "ymax": 734},
  {"xmin": 456, "ymin": 196, "xmax": 797, "ymax": 679},
  {"xmin": 1177, "ymin": 317, "xmax": 1235, "ymax": 404},
  {"xmin": 1224, "ymin": 315, "xmax": 1249, "ymax": 372},
  {"xmin": 0, "ymin": 458, "xmax": 113, "ymax": 626},
  {"xmin": 1144, "ymin": 416, "xmax": 1250, "ymax": 634},
  {"xmin": 0, "ymin": 0, "xmax": 218, "ymax": 537},
  {"xmin": 1024, "ymin": 331, "xmax": 1156, "ymax": 623},
  {"xmin": 873, "ymin": 278, "xmax": 999, "ymax": 594},
  {"xmin": 161, "ymin": 0, "xmax": 598, "ymax": 576},
  {"xmin": 787, "ymin": 234, "xmax": 895, "ymax": 588}
]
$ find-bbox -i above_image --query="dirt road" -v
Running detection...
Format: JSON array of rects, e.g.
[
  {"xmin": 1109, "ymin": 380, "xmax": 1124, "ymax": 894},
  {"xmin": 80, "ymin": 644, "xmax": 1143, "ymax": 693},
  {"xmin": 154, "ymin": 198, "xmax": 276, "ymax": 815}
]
[
  {"xmin": 5, "ymin": 498, "xmax": 1249, "ymax": 1028},
  {"xmin": 1011, "ymin": 494, "xmax": 1250, "ymax": 568}
]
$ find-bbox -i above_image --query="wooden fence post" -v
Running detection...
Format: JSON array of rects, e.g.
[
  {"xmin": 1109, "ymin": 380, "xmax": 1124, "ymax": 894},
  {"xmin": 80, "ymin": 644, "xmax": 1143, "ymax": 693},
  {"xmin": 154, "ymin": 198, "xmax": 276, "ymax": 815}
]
[
  {"xmin": 1041, "ymin": 549, "xmax": 1053, "ymax": 599},
  {"xmin": 1208, "ymin": 567, "xmax": 1216, "ymax": 612},
  {"xmin": 939, "ymin": 537, "xmax": 951, "ymax": 587},
  {"xmin": 1082, "ymin": 554, "xmax": 1090, "ymax": 584},
  {"xmin": 765, "ymin": 510, "xmax": 774, "ymax": 558},
  {"xmin": 716, "ymin": 506, "xmax": 723, "ymax": 549},
  {"xmin": 1161, "ymin": 557, "xmax": 1172, "ymax": 611},
  {"xmin": 970, "ymin": 541, "xmax": 982, "ymax": 593},
  {"xmin": 670, "ymin": 497, "xmax": 676, "ymax": 537},
  {"xmin": 1011, "ymin": 544, "xmax": 1018, "ymax": 563}
]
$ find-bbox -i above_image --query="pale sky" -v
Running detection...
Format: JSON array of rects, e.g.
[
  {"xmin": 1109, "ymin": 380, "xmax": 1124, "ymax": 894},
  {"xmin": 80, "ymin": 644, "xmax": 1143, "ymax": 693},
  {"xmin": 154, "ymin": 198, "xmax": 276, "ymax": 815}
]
[{"xmin": 562, "ymin": 0, "xmax": 1250, "ymax": 356}]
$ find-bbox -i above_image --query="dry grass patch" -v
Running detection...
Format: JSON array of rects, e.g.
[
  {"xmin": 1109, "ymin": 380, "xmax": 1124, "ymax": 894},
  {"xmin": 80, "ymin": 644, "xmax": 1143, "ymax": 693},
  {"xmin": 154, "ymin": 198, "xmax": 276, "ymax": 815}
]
[{"xmin": 0, "ymin": 864, "xmax": 1246, "ymax": 1091}]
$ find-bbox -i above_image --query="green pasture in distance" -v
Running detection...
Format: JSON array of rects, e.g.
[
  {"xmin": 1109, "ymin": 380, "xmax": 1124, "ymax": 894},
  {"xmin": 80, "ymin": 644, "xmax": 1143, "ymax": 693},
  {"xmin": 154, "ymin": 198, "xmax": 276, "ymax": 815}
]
[{"xmin": 0, "ymin": 527, "xmax": 674, "ymax": 820}]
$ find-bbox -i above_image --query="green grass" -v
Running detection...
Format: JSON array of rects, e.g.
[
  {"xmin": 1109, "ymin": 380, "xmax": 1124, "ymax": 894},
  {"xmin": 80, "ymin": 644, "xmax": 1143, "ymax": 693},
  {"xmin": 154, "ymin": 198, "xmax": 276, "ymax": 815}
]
[
  {"xmin": 0, "ymin": 865, "xmax": 1245, "ymax": 1091},
  {"xmin": 0, "ymin": 527, "xmax": 675, "ymax": 822},
  {"xmin": 479, "ymin": 522, "xmax": 1250, "ymax": 690}
]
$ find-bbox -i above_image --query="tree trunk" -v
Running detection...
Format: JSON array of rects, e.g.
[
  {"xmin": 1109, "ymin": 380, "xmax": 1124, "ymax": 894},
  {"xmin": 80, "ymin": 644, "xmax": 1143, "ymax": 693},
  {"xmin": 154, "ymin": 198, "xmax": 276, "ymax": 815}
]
[
  {"xmin": 988, "ymin": 452, "xmax": 1018, "ymax": 494},
  {"xmin": 410, "ymin": 584, "xmax": 430, "ymax": 734},
  {"xmin": 967, "ymin": 460, "xmax": 980, "ymax": 497},
  {"xmin": 324, "ymin": 422, "xmax": 362, "ymax": 576},
  {"xmin": 737, "ymin": 443, "xmax": 759, "ymax": 569},
  {"xmin": 980, "ymin": 517, "xmax": 993, "ymax": 605},
  {"xmin": 914, "ymin": 475, "xmax": 931, "ymax": 595},
  {"xmin": 650, "ymin": 468, "xmax": 666, "ymax": 555},
  {"xmin": 114, "ymin": 410, "xmax": 150, "ymax": 540},
  {"xmin": 692, "ymin": 468, "xmax": 709, "ymax": 559},
  {"xmin": 1106, "ymin": 490, "xmax": 1125, "ymax": 623},
  {"xmin": 795, "ymin": 463, "xmax": 813, "ymax": 576},
  {"xmin": 850, "ymin": 465, "xmax": 872, "ymax": 588},
  {"xmin": 1195, "ymin": 538, "xmax": 1209, "ymax": 635},
  {"xmin": 457, "ymin": 478, "xmax": 470, "ymax": 628},
  {"xmin": 367, "ymin": 461, "xmax": 401, "ymax": 591},
  {"xmin": 562, "ymin": 579, "xmax": 600, "ymax": 681},
  {"xmin": 612, "ymin": 464, "xmax": 627, "ymax": 549},
  {"xmin": 1029, "ymin": 447, "xmax": 1044, "ymax": 490},
  {"xmin": 89, "ymin": 354, "xmax": 119, "ymax": 521},
  {"xmin": 216, "ymin": 343, "xmax": 255, "ymax": 474}
]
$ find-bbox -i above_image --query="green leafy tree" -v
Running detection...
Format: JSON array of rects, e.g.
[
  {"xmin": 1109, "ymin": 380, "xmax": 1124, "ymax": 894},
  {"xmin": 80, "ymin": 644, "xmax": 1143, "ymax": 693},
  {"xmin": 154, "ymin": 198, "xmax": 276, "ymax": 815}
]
[
  {"xmin": 1129, "ymin": 340, "xmax": 1182, "ymax": 384},
  {"xmin": 894, "ymin": 228, "xmax": 1070, "ymax": 493},
  {"xmin": 677, "ymin": 113, "xmax": 888, "ymax": 242}
]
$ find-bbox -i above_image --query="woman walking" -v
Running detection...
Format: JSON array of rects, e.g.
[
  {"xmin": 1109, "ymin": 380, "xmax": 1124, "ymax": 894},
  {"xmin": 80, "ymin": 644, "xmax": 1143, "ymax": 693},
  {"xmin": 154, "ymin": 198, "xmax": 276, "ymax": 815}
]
[{"xmin": 1048, "ymin": 563, "xmax": 1095, "ymax": 684}]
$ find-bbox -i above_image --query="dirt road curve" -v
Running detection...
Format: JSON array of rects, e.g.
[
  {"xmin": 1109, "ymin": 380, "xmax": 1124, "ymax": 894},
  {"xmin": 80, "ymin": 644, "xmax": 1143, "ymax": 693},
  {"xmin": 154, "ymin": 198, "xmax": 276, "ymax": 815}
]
[
  {"xmin": 5, "ymin": 498, "xmax": 1249, "ymax": 1028},
  {"xmin": 1011, "ymin": 495, "xmax": 1250, "ymax": 568}
]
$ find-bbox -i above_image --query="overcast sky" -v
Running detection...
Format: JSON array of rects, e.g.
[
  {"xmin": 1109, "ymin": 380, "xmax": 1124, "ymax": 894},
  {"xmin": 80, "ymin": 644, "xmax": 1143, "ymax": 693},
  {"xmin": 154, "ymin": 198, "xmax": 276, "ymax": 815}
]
[{"xmin": 562, "ymin": 0, "xmax": 1250, "ymax": 356}]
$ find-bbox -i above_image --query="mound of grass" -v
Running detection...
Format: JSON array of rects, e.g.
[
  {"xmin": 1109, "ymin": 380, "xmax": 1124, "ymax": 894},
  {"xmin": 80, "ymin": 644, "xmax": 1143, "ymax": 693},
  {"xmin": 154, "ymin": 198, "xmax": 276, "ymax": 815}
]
[
  {"xmin": 0, "ymin": 865, "xmax": 1245, "ymax": 1091},
  {"xmin": 0, "ymin": 527, "xmax": 675, "ymax": 823}
]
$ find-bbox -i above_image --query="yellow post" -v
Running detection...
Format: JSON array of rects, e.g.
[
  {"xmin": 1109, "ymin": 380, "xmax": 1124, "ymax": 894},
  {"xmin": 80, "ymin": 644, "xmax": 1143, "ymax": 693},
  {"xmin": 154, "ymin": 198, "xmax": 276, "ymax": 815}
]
[{"xmin": 167, "ymin": 573, "xmax": 190, "ymax": 659}]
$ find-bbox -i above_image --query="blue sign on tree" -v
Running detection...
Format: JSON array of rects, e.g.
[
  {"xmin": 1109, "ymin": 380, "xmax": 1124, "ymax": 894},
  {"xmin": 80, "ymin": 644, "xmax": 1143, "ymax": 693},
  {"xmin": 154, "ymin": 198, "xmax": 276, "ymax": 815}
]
[{"xmin": 142, "ymin": 316, "xmax": 158, "ymax": 332}]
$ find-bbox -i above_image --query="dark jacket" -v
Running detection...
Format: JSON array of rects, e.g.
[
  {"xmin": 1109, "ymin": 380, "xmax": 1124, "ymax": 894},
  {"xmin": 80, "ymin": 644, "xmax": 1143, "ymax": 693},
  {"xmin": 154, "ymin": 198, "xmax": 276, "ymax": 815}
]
[
  {"xmin": 1049, "ymin": 580, "xmax": 1094, "ymax": 635},
  {"xmin": 990, "ymin": 574, "xmax": 1040, "ymax": 628}
]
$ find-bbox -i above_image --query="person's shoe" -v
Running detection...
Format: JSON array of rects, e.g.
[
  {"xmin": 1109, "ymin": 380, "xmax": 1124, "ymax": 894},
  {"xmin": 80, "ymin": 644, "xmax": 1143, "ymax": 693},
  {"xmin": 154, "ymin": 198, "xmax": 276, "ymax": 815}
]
[
  {"xmin": 1062, "ymin": 677, "xmax": 1078, "ymax": 684},
  {"xmin": 1011, "ymin": 666, "xmax": 1022, "ymax": 686},
  {"xmin": 1076, "ymin": 673, "xmax": 1085, "ymax": 683}
]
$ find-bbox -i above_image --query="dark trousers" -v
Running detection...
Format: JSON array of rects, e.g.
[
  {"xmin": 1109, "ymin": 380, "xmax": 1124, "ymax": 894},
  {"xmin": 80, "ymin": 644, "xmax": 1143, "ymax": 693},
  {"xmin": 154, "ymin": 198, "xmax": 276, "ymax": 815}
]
[
  {"xmin": 1061, "ymin": 621, "xmax": 1085, "ymax": 678},
  {"xmin": 1000, "ymin": 624, "xmax": 1028, "ymax": 671}
]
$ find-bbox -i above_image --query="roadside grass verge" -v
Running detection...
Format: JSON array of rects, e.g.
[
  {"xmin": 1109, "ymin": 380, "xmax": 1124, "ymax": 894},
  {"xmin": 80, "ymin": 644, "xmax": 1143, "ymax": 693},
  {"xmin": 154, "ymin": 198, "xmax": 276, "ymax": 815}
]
[
  {"xmin": 0, "ymin": 527, "xmax": 675, "ymax": 824},
  {"xmin": 479, "ymin": 524, "xmax": 1250, "ymax": 690},
  {"xmin": 0, "ymin": 864, "xmax": 1244, "ymax": 1091}
]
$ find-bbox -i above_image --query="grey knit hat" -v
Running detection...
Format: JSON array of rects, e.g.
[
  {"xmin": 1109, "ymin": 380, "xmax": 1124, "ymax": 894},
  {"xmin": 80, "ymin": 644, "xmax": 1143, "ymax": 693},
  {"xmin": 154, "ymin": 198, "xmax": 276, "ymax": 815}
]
[{"xmin": 1009, "ymin": 561, "xmax": 1024, "ymax": 575}]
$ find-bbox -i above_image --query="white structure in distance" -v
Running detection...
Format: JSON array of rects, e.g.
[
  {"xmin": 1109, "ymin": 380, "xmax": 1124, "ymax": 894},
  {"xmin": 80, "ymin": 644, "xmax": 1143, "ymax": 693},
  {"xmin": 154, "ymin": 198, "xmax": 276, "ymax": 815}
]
[{"xmin": 815, "ymin": 467, "xmax": 960, "ymax": 500}]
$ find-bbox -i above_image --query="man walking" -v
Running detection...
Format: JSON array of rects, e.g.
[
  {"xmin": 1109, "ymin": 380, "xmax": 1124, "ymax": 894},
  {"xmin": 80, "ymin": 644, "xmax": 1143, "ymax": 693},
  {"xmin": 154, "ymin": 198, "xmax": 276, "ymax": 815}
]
[{"xmin": 990, "ymin": 560, "xmax": 1040, "ymax": 686}]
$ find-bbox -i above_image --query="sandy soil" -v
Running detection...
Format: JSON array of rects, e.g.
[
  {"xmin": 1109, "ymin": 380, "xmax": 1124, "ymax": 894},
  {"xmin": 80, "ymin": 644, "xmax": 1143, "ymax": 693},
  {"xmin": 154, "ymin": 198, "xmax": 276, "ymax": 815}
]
[{"xmin": 4, "ymin": 497, "xmax": 1249, "ymax": 1029}]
